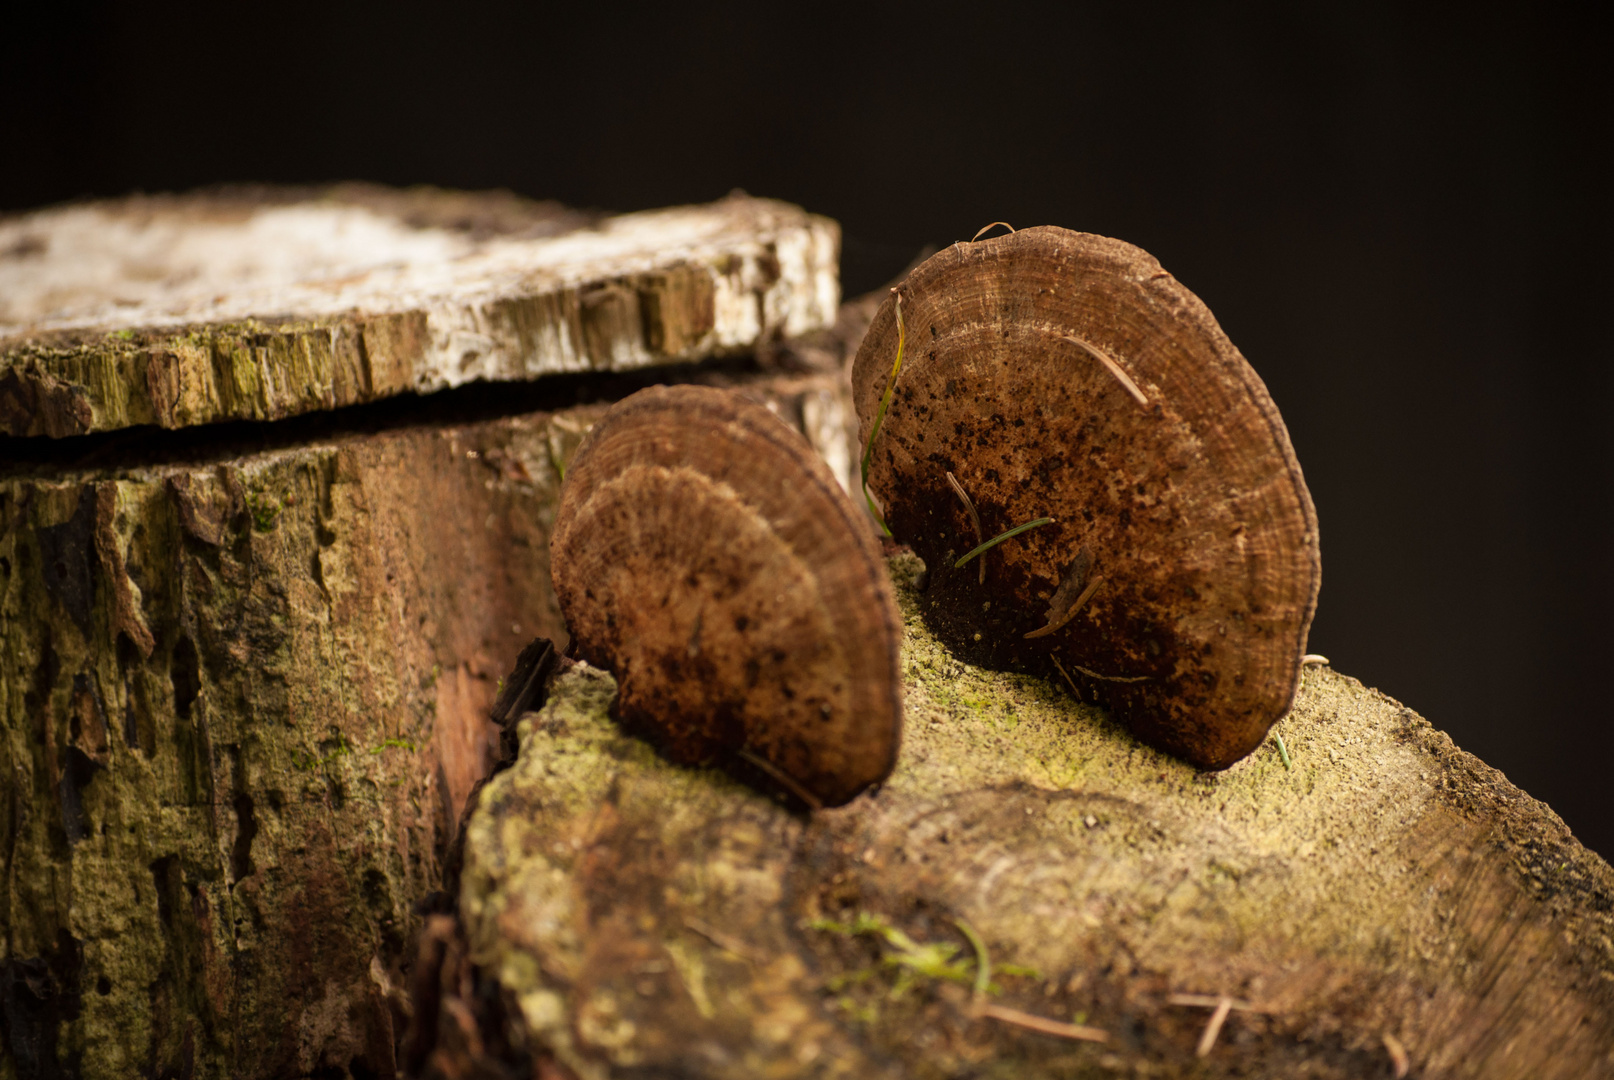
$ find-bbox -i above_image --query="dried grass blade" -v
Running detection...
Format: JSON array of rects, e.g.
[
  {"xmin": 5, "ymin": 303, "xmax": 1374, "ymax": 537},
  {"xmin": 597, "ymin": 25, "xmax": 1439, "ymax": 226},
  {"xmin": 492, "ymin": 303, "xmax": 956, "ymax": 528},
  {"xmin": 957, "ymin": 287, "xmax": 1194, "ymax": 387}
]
[
  {"xmin": 970, "ymin": 221, "xmax": 1016, "ymax": 241},
  {"xmin": 980, "ymin": 1003, "xmax": 1108, "ymax": 1043},
  {"xmin": 945, "ymin": 471, "xmax": 986, "ymax": 583},
  {"xmin": 1196, "ymin": 996, "xmax": 1234, "ymax": 1057}
]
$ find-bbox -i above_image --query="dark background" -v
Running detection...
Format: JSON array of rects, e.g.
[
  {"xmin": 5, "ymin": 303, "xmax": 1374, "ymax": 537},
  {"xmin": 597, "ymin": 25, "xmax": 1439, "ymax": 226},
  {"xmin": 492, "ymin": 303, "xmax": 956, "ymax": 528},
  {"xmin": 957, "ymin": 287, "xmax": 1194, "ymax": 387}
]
[{"xmin": 5, "ymin": 3, "xmax": 1609, "ymax": 856}]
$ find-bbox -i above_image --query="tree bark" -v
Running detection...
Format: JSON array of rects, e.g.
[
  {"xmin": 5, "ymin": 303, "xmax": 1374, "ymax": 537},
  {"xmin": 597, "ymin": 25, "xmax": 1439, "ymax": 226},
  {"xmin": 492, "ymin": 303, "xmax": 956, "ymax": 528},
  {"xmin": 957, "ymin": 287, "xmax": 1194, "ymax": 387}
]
[
  {"xmin": 0, "ymin": 361, "xmax": 856, "ymax": 1079},
  {"xmin": 429, "ymin": 553, "xmax": 1614, "ymax": 1080}
]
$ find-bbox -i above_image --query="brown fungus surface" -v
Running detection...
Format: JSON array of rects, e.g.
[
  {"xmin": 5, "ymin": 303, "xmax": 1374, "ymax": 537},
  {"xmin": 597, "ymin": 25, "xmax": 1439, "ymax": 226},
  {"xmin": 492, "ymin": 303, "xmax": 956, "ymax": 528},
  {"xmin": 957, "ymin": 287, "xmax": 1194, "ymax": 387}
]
[
  {"xmin": 852, "ymin": 228, "xmax": 1319, "ymax": 768},
  {"xmin": 550, "ymin": 384, "xmax": 903, "ymax": 807}
]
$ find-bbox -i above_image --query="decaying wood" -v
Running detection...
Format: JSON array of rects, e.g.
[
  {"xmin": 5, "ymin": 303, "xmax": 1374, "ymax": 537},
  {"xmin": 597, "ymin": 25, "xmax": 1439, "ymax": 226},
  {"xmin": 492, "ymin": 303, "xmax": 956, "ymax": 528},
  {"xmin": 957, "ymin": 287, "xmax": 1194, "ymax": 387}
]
[
  {"xmin": 433, "ymin": 554, "xmax": 1614, "ymax": 1080},
  {"xmin": 0, "ymin": 367, "xmax": 855, "ymax": 1078},
  {"xmin": 0, "ymin": 187, "xmax": 839, "ymax": 437}
]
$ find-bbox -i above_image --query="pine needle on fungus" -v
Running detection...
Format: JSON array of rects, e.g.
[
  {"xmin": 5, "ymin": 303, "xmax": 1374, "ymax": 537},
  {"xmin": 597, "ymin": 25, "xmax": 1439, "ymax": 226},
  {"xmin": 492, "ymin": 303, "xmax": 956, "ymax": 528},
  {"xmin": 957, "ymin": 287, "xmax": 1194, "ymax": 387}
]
[
  {"xmin": 955, "ymin": 517, "xmax": 1054, "ymax": 569},
  {"xmin": 1063, "ymin": 334, "xmax": 1148, "ymax": 407}
]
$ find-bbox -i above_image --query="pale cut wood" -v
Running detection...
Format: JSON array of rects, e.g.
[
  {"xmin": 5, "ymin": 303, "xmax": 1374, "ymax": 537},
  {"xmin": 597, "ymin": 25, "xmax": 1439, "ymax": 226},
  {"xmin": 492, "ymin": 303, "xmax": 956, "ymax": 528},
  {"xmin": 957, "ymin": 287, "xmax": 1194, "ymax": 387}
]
[
  {"xmin": 436, "ymin": 552, "xmax": 1614, "ymax": 1080},
  {"xmin": 0, "ymin": 186, "xmax": 840, "ymax": 437}
]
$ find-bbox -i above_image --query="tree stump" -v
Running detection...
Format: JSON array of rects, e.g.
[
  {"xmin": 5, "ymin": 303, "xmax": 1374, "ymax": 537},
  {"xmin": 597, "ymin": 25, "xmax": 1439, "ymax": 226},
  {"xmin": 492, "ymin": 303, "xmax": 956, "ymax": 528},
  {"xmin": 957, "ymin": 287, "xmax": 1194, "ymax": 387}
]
[
  {"xmin": 0, "ymin": 189, "xmax": 851, "ymax": 1078},
  {"xmin": 5, "ymin": 188, "xmax": 1611, "ymax": 1080},
  {"xmin": 428, "ymin": 554, "xmax": 1614, "ymax": 1080},
  {"xmin": 0, "ymin": 185, "xmax": 839, "ymax": 437}
]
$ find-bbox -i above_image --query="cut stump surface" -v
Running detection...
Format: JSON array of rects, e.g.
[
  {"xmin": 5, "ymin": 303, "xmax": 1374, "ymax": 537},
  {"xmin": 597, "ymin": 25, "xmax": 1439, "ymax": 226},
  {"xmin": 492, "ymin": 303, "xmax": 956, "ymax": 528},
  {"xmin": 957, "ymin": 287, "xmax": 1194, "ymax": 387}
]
[
  {"xmin": 0, "ymin": 187, "xmax": 839, "ymax": 437},
  {"xmin": 454, "ymin": 555, "xmax": 1614, "ymax": 1080}
]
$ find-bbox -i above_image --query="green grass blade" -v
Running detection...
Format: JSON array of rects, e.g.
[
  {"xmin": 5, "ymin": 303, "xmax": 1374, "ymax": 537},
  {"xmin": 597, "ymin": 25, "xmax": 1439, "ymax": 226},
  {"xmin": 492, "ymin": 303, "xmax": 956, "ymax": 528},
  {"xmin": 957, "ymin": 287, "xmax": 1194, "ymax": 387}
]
[
  {"xmin": 859, "ymin": 291, "xmax": 906, "ymax": 537},
  {"xmin": 954, "ymin": 517, "xmax": 1054, "ymax": 568}
]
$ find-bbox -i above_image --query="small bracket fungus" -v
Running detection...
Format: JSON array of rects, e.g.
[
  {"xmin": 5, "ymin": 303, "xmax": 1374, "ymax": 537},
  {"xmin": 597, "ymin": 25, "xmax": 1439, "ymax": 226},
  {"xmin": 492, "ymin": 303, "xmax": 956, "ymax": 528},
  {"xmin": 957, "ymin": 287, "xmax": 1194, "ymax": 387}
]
[
  {"xmin": 549, "ymin": 384, "xmax": 904, "ymax": 807},
  {"xmin": 851, "ymin": 228, "xmax": 1320, "ymax": 768}
]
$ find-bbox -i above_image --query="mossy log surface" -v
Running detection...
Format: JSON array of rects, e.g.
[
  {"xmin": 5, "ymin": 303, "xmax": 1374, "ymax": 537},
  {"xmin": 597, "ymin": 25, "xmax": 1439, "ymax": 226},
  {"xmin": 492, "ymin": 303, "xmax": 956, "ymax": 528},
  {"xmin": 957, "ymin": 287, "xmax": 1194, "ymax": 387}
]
[
  {"xmin": 0, "ymin": 369, "xmax": 853, "ymax": 1079},
  {"xmin": 442, "ymin": 555, "xmax": 1614, "ymax": 1080},
  {"xmin": 0, "ymin": 187, "xmax": 839, "ymax": 437}
]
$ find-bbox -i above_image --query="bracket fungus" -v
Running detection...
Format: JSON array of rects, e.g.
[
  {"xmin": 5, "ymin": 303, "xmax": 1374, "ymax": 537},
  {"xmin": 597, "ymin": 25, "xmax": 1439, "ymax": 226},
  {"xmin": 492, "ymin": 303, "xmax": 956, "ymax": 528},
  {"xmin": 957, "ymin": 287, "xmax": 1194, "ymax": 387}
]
[
  {"xmin": 851, "ymin": 227, "xmax": 1320, "ymax": 768},
  {"xmin": 549, "ymin": 384, "xmax": 904, "ymax": 807}
]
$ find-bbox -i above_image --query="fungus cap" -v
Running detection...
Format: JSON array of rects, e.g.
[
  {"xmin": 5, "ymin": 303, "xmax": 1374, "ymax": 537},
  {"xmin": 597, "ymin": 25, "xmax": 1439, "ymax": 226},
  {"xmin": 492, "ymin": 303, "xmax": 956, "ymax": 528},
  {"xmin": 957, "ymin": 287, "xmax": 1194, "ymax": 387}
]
[
  {"xmin": 852, "ymin": 227, "xmax": 1320, "ymax": 768},
  {"xmin": 550, "ymin": 384, "xmax": 904, "ymax": 806}
]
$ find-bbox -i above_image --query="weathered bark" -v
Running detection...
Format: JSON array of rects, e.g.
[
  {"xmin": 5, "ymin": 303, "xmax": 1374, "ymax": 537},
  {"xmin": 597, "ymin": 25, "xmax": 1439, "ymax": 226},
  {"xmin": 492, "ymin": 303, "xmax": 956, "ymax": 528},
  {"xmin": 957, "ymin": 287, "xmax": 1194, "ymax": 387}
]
[
  {"xmin": 0, "ymin": 187, "xmax": 839, "ymax": 437},
  {"xmin": 0, "ymin": 366, "xmax": 856, "ymax": 1078},
  {"xmin": 433, "ymin": 553, "xmax": 1614, "ymax": 1080}
]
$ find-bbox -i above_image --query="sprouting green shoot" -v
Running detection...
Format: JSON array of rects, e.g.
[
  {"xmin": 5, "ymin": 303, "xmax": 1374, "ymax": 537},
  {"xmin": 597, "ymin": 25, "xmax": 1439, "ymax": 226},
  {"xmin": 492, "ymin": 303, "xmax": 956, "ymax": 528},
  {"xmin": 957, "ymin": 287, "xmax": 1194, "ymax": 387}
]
[
  {"xmin": 954, "ymin": 918, "xmax": 991, "ymax": 1000},
  {"xmin": 809, "ymin": 913, "xmax": 988, "ymax": 992},
  {"xmin": 860, "ymin": 290, "xmax": 906, "ymax": 536},
  {"xmin": 371, "ymin": 738, "xmax": 417, "ymax": 754},
  {"xmin": 1275, "ymin": 732, "xmax": 1293, "ymax": 770},
  {"xmin": 954, "ymin": 517, "xmax": 1054, "ymax": 568},
  {"xmin": 245, "ymin": 490, "xmax": 282, "ymax": 533}
]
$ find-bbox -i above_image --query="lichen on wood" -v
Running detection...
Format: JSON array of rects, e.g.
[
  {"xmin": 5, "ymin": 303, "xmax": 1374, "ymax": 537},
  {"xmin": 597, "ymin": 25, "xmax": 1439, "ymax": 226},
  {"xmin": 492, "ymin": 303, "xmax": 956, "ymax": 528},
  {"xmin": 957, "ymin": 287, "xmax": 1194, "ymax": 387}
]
[
  {"xmin": 0, "ymin": 188, "xmax": 840, "ymax": 437},
  {"xmin": 446, "ymin": 553, "xmax": 1614, "ymax": 1080}
]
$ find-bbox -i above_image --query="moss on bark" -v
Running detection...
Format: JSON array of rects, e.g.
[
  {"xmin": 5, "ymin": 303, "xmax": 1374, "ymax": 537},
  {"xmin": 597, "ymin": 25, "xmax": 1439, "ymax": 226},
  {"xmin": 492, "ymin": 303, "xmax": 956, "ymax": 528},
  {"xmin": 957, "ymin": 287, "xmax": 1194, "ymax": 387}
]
[{"xmin": 0, "ymin": 365, "xmax": 855, "ymax": 1079}]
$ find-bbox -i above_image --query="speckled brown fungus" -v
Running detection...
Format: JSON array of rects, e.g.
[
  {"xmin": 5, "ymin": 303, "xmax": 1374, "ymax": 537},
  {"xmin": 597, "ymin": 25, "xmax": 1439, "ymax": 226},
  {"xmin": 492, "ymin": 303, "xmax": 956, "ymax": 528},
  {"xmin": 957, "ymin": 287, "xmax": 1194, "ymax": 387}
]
[
  {"xmin": 549, "ymin": 384, "xmax": 903, "ymax": 806},
  {"xmin": 852, "ymin": 228, "xmax": 1320, "ymax": 768}
]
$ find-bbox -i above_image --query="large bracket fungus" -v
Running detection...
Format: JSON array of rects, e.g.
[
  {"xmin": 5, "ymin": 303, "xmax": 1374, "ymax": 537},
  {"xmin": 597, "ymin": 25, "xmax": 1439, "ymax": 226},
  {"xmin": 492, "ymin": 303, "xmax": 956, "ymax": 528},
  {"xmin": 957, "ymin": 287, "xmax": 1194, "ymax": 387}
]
[
  {"xmin": 549, "ymin": 384, "xmax": 904, "ymax": 807},
  {"xmin": 852, "ymin": 228, "xmax": 1320, "ymax": 768}
]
